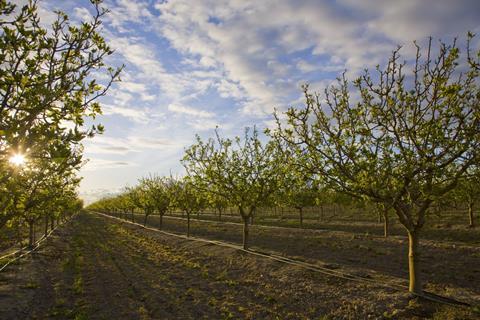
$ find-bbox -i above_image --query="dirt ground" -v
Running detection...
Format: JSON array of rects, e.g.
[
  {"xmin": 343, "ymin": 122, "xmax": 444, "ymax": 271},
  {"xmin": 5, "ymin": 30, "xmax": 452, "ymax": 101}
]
[
  {"xmin": 127, "ymin": 212, "xmax": 480, "ymax": 305},
  {"xmin": 0, "ymin": 212, "xmax": 478, "ymax": 319}
]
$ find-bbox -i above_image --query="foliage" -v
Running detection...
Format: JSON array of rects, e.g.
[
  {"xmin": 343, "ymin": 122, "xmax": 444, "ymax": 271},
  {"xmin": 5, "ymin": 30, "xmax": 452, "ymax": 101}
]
[
  {"xmin": 0, "ymin": 0, "xmax": 121, "ymax": 244},
  {"xmin": 273, "ymin": 36, "xmax": 480, "ymax": 292}
]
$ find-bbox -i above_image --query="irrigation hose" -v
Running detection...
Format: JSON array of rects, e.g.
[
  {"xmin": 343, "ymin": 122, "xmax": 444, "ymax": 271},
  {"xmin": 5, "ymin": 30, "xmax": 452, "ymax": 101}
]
[
  {"xmin": 0, "ymin": 215, "xmax": 76, "ymax": 273},
  {"xmin": 94, "ymin": 211, "xmax": 471, "ymax": 308}
]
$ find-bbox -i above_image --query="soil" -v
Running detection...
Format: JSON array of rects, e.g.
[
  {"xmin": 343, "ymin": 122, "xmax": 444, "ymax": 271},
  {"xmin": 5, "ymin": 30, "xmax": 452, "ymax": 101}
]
[
  {"xmin": 0, "ymin": 212, "xmax": 478, "ymax": 319},
  {"xmin": 127, "ymin": 212, "xmax": 480, "ymax": 305}
]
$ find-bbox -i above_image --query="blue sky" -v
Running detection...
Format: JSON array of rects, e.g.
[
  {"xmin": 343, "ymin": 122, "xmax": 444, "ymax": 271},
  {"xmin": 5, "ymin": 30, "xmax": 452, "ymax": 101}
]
[{"xmin": 34, "ymin": 0, "xmax": 480, "ymax": 204}]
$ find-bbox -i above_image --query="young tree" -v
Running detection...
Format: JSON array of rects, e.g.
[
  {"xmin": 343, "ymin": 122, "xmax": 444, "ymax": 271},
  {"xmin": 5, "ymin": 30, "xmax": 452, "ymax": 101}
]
[
  {"xmin": 141, "ymin": 175, "xmax": 173, "ymax": 230},
  {"xmin": 274, "ymin": 37, "xmax": 480, "ymax": 293},
  {"xmin": 280, "ymin": 173, "xmax": 317, "ymax": 228},
  {"xmin": 129, "ymin": 183, "xmax": 155, "ymax": 227},
  {"xmin": 170, "ymin": 177, "xmax": 206, "ymax": 237},
  {"xmin": 452, "ymin": 166, "xmax": 480, "ymax": 228},
  {"xmin": 182, "ymin": 127, "xmax": 286, "ymax": 249}
]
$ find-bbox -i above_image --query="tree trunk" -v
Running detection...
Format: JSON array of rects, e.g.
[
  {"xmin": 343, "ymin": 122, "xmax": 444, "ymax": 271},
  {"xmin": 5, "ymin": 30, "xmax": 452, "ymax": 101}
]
[
  {"xmin": 28, "ymin": 221, "xmax": 34, "ymax": 248},
  {"xmin": 468, "ymin": 201, "xmax": 475, "ymax": 228},
  {"xmin": 219, "ymin": 208, "xmax": 222, "ymax": 221},
  {"xmin": 187, "ymin": 213, "xmax": 191, "ymax": 237},
  {"xmin": 131, "ymin": 209, "xmax": 135, "ymax": 223},
  {"xmin": 243, "ymin": 217, "xmax": 249, "ymax": 250},
  {"xmin": 50, "ymin": 216, "xmax": 54, "ymax": 230},
  {"xmin": 159, "ymin": 213, "xmax": 163, "ymax": 230},
  {"xmin": 144, "ymin": 213, "xmax": 148, "ymax": 226},
  {"xmin": 299, "ymin": 207, "xmax": 303, "ymax": 228},
  {"xmin": 44, "ymin": 215, "xmax": 49, "ymax": 237},
  {"xmin": 407, "ymin": 230, "xmax": 422, "ymax": 294},
  {"xmin": 383, "ymin": 209, "xmax": 389, "ymax": 238}
]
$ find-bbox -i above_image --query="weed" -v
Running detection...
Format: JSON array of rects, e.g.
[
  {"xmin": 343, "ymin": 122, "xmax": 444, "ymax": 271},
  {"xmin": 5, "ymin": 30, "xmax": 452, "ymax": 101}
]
[
  {"xmin": 21, "ymin": 280, "xmax": 39, "ymax": 289},
  {"xmin": 73, "ymin": 276, "xmax": 83, "ymax": 294}
]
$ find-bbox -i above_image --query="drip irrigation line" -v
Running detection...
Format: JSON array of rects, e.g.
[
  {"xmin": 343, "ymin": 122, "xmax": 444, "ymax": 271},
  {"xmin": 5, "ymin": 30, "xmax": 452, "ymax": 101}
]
[
  {"xmin": 123, "ymin": 212, "xmax": 479, "ymax": 249},
  {"xmin": 94, "ymin": 211, "xmax": 471, "ymax": 308},
  {"xmin": 0, "ymin": 216, "xmax": 74, "ymax": 273}
]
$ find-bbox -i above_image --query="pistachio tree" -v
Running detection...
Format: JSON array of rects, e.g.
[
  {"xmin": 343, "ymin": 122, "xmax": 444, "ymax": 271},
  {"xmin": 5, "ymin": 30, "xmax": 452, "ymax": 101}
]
[
  {"xmin": 141, "ymin": 175, "xmax": 173, "ymax": 230},
  {"xmin": 182, "ymin": 127, "xmax": 286, "ymax": 249},
  {"xmin": 0, "ymin": 0, "xmax": 121, "ymax": 230},
  {"xmin": 273, "ymin": 37, "xmax": 480, "ymax": 293},
  {"xmin": 280, "ymin": 171, "xmax": 318, "ymax": 228},
  {"xmin": 452, "ymin": 166, "xmax": 480, "ymax": 228},
  {"xmin": 128, "ymin": 183, "xmax": 155, "ymax": 227},
  {"xmin": 170, "ymin": 177, "xmax": 207, "ymax": 237}
]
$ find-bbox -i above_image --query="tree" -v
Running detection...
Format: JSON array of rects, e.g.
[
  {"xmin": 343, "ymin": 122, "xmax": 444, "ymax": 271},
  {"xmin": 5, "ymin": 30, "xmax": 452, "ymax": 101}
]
[
  {"xmin": 274, "ymin": 36, "xmax": 480, "ymax": 293},
  {"xmin": 182, "ymin": 127, "xmax": 286, "ymax": 249},
  {"xmin": 280, "ymin": 172, "xmax": 317, "ymax": 228},
  {"xmin": 0, "ymin": 0, "xmax": 121, "ymax": 238},
  {"xmin": 170, "ymin": 177, "xmax": 206, "ymax": 237},
  {"xmin": 128, "ymin": 183, "xmax": 155, "ymax": 227},
  {"xmin": 452, "ymin": 166, "xmax": 480, "ymax": 228},
  {"xmin": 374, "ymin": 202, "xmax": 392, "ymax": 238},
  {"xmin": 207, "ymin": 191, "xmax": 230, "ymax": 222},
  {"xmin": 141, "ymin": 175, "xmax": 173, "ymax": 230},
  {"xmin": 0, "ymin": 0, "xmax": 121, "ymax": 234}
]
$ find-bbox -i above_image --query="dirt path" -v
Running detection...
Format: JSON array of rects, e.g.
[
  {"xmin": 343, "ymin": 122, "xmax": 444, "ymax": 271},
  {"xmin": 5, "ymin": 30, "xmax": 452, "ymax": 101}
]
[{"xmin": 0, "ymin": 212, "xmax": 476, "ymax": 319}]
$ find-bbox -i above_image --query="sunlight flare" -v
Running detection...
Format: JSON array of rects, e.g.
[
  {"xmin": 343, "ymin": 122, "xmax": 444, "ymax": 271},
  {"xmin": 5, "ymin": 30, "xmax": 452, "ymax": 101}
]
[{"xmin": 9, "ymin": 153, "xmax": 26, "ymax": 166}]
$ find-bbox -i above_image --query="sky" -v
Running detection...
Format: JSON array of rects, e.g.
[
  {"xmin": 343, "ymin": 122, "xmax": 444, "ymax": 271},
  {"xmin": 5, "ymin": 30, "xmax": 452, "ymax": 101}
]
[{"xmin": 33, "ymin": 0, "xmax": 480, "ymax": 204}]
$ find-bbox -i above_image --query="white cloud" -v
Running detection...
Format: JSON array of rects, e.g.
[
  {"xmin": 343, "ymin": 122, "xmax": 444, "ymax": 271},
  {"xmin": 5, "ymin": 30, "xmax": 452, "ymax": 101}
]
[
  {"xmin": 167, "ymin": 104, "xmax": 215, "ymax": 118},
  {"xmin": 105, "ymin": 0, "xmax": 153, "ymax": 32},
  {"xmin": 152, "ymin": 0, "xmax": 480, "ymax": 117},
  {"xmin": 82, "ymin": 158, "xmax": 135, "ymax": 171},
  {"xmin": 85, "ymin": 135, "xmax": 177, "ymax": 155},
  {"xmin": 101, "ymin": 104, "xmax": 153, "ymax": 123}
]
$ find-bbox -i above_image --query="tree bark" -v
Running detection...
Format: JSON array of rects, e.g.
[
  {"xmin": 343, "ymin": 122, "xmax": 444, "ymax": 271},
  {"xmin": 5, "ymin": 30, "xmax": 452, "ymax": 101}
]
[
  {"xmin": 243, "ymin": 217, "xmax": 249, "ymax": 250},
  {"xmin": 44, "ymin": 215, "xmax": 49, "ymax": 237},
  {"xmin": 28, "ymin": 221, "xmax": 34, "ymax": 248},
  {"xmin": 50, "ymin": 216, "xmax": 54, "ymax": 230},
  {"xmin": 187, "ymin": 212, "xmax": 191, "ymax": 237},
  {"xmin": 159, "ymin": 213, "xmax": 163, "ymax": 230},
  {"xmin": 144, "ymin": 212, "xmax": 148, "ymax": 226},
  {"xmin": 383, "ymin": 209, "xmax": 389, "ymax": 238},
  {"xmin": 299, "ymin": 207, "xmax": 304, "ymax": 228},
  {"xmin": 407, "ymin": 230, "xmax": 422, "ymax": 294},
  {"xmin": 468, "ymin": 201, "xmax": 475, "ymax": 228}
]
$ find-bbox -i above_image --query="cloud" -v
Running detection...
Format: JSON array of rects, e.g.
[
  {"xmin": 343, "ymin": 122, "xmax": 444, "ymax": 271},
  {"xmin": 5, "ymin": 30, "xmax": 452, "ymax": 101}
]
[
  {"xmin": 189, "ymin": 118, "xmax": 221, "ymax": 131},
  {"xmin": 105, "ymin": 0, "xmax": 153, "ymax": 32},
  {"xmin": 36, "ymin": 0, "xmax": 479, "ymax": 201},
  {"xmin": 167, "ymin": 103, "xmax": 215, "ymax": 118},
  {"xmin": 101, "ymin": 103, "xmax": 155, "ymax": 123},
  {"xmin": 151, "ymin": 0, "xmax": 479, "ymax": 117},
  {"xmin": 82, "ymin": 158, "xmax": 135, "ymax": 171}
]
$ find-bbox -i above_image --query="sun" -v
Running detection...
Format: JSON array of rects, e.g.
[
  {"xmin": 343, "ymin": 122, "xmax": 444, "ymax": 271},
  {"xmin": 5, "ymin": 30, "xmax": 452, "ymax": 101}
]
[{"xmin": 9, "ymin": 153, "xmax": 26, "ymax": 166}]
